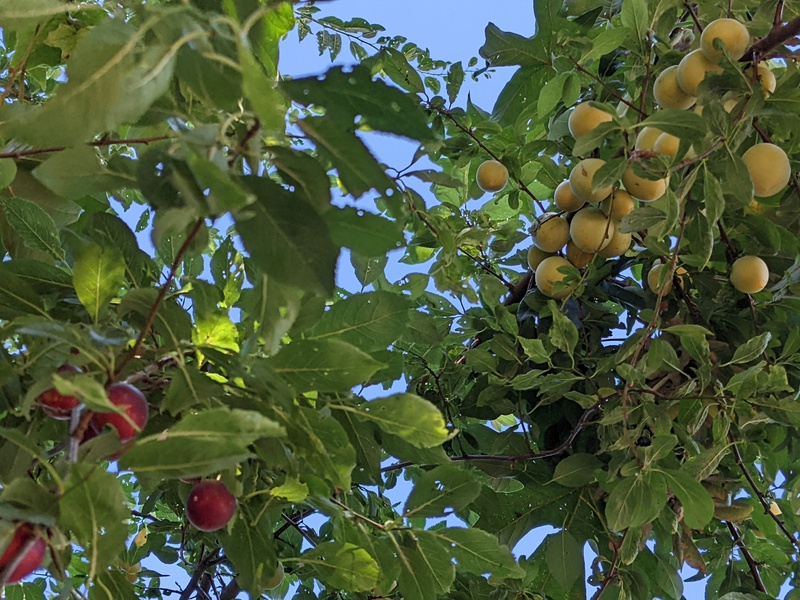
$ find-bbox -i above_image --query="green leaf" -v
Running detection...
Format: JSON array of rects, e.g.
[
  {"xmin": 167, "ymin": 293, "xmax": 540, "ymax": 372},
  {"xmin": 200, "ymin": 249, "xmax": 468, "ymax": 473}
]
[
  {"xmin": 235, "ymin": 176, "xmax": 338, "ymax": 295},
  {"xmin": 620, "ymin": 206, "xmax": 666, "ymax": 233},
  {"xmin": 346, "ymin": 393, "xmax": 450, "ymax": 448},
  {"xmin": 545, "ymin": 530, "xmax": 584, "ymax": 592},
  {"xmin": 538, "ymin": 72, "xmax": 568, "ymax": 120},
  {"xmin": 119, "ymin": 408, "xmax": 285, "ymax": 478},
  {"xmin": 268, "ymin": 339, "xmax": 384, "ymax": 393},
  {"xmin": 379, "ymin": 47, "xmax": 425, "ymax": 94},
  {"xmin": 162, "ymin": 366, "xmax": 224, "ymax": 415},
  {"xmin": 519, "ymin": 337, "xmax": 551, "ymax": 364},
  {"xmin": 422, "ymin": 528, "xmax": 525, "ymax": 580},
  {"xmin": 702, "ymin": 168, "xmax": 725, "ymax": 228},
  {"xmin": 50, "ymin": 374, "xmax": 120, "ymax": 413},
  {"xmin": 0, "ymin": 159, "xmax": 16, "ymax": 189},
  {"xmin": 282, "ymin": 66, "xmax": 434, "ymax": 141},
  {"xmin": 479, "ymin": 23, "xmax": 544, "ymax": 68},
  {"xmin": 551, "ymin": 453, "xmax": 601, "ymax": 487},
  {"xmin": 31, "ymin": 147, "xmax": 132, "ymax": 200},
  {"xmin": 269, "ymin": 477, "xmax": 309, "ymax": 502},
  {"xmin": 548, "ymin": 300, "xmax": 579, "ymax": 355},
  {"xmin": 238, "ymin": 40, "xmax": 287, "ymax": 134},
  {"xmin": 268, "ymin": 146, "xmax": 332, "ymax": 212},
  {"xmin": 621, "ymin": 0, "xmax": 649, "ymax": 43},
  {"xmin": 637, "ymin": 109, "xmax": 706, "ymax": 140},
  {"xmin": 582, "ymin": 27, "xmax": 631, "ymax": 64},
  {"xmin": 1, "ymin": 20, "xmax": 175, "ymax": 146},
  {"xmin": 237, "ymin": 272, "xmax": 303, "ymax": 355},
  {"xmin": 393, "ymin": 531, "xmax": 455, "ymax": 600},
  {"xmin": 88, "ymin": 569, "xmax": 137, "ymax": 600},
  {"xmin": 119, "ymin": 288, "xmax": 192, "ymax": 351},
  {"xmin": 724, "ymin": 332, "xmax": 771, "ymax": 366},
  {"xmin": 219, "ymin": 516, "xmax": 278, "ymax": 597},
  {"xmin": 185, "ymin": 153, "xmax": 255, "ymax": 214},
  {"xmin": 0, "ymin": 0, "xmax": 101, "ymax": 27},
  {"xmin": 298, "ymin": 116, "xmax": 394, "ymax": 198},
  {"xmin": 1, "ymin": 198, "xmax": 64, "ymax": 261},
  {"xmin": 59, "ymin": 464, "xmax": 129, "ymax": 579},
  {"xmin": 73, "ymin": 242, "xmax": 125, "ymax": 322},
  {"xmin": 404, "ymin": 465, "xmax": 482, "ymax": 518},
  {"xmin": 660, "ymin": 469, "xmax": 714, "ymax": 529},
  {"xmin": 324, "ymin": 207, "xmax": 405, "ymax": 257},
  {"xmin": 299, "ymin": 542, "xmax": 379, "ymax": 593},
  {"xmin": 306, "ymin": 291, "xmax": 410, "ymax": 352},
  {"xmin": 0, "ymin": 264, "xmax": 48, "ymax": 319},
  {"xmin": 605, "ymin": 474, "xmax": 663, "ymax": 531}
]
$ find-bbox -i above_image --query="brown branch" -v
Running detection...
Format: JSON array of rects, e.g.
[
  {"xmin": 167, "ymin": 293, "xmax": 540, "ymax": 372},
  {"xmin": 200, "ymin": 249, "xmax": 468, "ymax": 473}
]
[
  {"xmin": 381, "ymin": 398, "xmax": 604, "ymax": 472},
  {"xmin": 459, "ymin": 248, "xmax": 514, "ymax": 290},
  {"xmin": 227, "ymin": 118, "xmax": 260, "ymax": 168},
  {"xmin": 504, "ymin": 269, "xmax": 533, "ymax": 306},
  {"xmin": 591, "ymin": 530, "xmax": 627, "ymax": 599},
  {"xmin": 683, "ymin": 2, "xmax": 703, "ymax": 33},
  {"xmin": 111, "ymin": 218, "xmax": 205, "ymax": 381},
  {"xmin": 178, "ymin": 548, "xmax": 221, "ymax": 600},
  {"xmin": 746, "ymin": 16, "xmax": 800, "ymax": 60},
  {"xmin": 0, "ymin": 136, "xmax": 175, "ymax": 160},
  {"xmin": 426, "ymin": 102, "xmax": 547, "ymax": 213},
  {"xmin": 281, "ymin": 513, "xmax": 318, "ymax": 546},
  {"xmin": 726, "ymin": 521, "xmax": 767, "ymax": 592},
  {"xmin": 561, "ymin": 51, "xmax": 648, "ymax": 118},
  {"xmin": 728, "ymin": 431, "xmax": 800, "ymax": 550}
]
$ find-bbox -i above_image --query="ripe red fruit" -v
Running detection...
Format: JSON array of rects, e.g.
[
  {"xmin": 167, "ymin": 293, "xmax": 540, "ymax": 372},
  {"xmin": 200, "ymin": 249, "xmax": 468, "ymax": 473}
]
[
  {"xmin": 186, "ymin": 481, "xmax": 237, "ymax": 532},
  {"xmin": 0, "ymin": 523, "xmax": 46, "ymax": 584},
  {"xmin": 90, "ymin": 383, "xmax": 148, "ymax": 443},
  {"xmin": 37, "ymin": 365, "xmax": 81, "ymax": 420}
]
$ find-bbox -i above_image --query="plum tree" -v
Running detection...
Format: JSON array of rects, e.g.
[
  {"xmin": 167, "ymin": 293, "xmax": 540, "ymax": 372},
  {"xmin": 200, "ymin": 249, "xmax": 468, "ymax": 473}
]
[
  {"xmin": 0, "ymin": 524, "xmax": 46, "ymax": 584},
  {"xmin": 185, "ymin": 481, "xmax": 237, "ymax": 532},
  {"xmin": 700, "ymin": 17, "xmax": 751, "ymax": 62},
  {"xmin": 2, "ymin": 1, "xmax": 800, "ymax": 599},
  {"xmin": 554, "ymin": 180, "xmax": 586, "ymax": 212},
  {"xmin": 676, "ymin": 49, "xmax": 723, "ymax": 95},
  {"xmin": 730, "ymin": 255, "xmax": 770, "ymax": 294},
  {"xmin": 531, "ymin": 213, "xmax": 570, "ymax": 252},
  {"xmin": 37, "ymin": 364, "xmax": 81, "ymax": 419},
  {"xmin": 475, "ymin": 159, "xmax": 509, "ymax": 192},
  {"xmin": 568, "ymin": 102, "xmax": 613, "ymax": 139},
  {"xmin": 742, "ymin": 142, "xmax": 792, "ymax": 197},
  {"xmin": 569, "ymin": 206, "xmax": 615, "ymax": 252},
  {"xmin": 534, "ymin": 256, "xmax": 578, "ymax": 299},
  {"xmin": 653, "ymin": 65, "xmax": 696, "ymax": 109},
  {"xmin": 569, "ymin": 158, "xmax": 614, "ymax": 202},
  {"xmin": 90, "ymin": 383, "xmax": 149, "ymax": 443}
]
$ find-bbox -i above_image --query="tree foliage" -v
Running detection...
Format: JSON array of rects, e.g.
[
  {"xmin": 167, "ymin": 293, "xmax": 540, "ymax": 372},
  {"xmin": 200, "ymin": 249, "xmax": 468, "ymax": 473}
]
[{"xmin": 0, "ymin": 0, "xmax": 799, "ymax": 599}]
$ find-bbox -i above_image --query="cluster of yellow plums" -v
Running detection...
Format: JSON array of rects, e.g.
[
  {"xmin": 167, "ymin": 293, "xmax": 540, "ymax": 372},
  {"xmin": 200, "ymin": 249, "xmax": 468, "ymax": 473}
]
[{"xmin": 474, "ymin": 16, "xmax": 791, "ymax": 301}]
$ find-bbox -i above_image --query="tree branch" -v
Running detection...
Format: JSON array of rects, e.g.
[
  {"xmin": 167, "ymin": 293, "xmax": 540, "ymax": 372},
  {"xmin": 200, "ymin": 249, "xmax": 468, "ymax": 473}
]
[
  {"xmin": 426, "ymin": 102, "xmax": 547, "ymax": 213},
  {"xmin": 112, "ymin": 218, "xmax": 205, "ymax": 381},
  {"xmin": 0, "ymin": 136, "xmax": 175, "ymax": 160},
  {"xmin": 726, "ymin": 521, "xmax": 766, "ymax": 592},
  {"xmin": 591, "ymin": 529, "xmax": 627, "ymax": 599},
  {"xmin": 728, "ymin": 431, "xmax": 800, "ymax": 550},
  {"xmin": 746, "ymin": 16, "xmax": 800, "ymax": 60}
]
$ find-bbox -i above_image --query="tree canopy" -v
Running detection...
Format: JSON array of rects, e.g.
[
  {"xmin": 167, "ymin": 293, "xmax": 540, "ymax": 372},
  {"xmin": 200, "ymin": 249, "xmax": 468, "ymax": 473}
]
[{"xmin": 0, "ymin": 0, "xmax": 800, "ymax": 598}]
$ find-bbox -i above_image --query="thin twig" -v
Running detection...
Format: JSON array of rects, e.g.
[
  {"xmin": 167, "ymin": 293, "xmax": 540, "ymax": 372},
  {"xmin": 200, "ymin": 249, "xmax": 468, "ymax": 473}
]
[
  {"xmin": 111, "ymin": 218, "xmax": 205, "ymax": 381},
  {"xmin": 683, "ymin": 2, "xmax": 703, "ymax": 32},
  {"xmin": 561, "ymin": 51, "xmax": 647, "ymax": 118},
  {"xmin": 726, "ymin": 521, "xmax": 767, "ymax": 592},
  {"xmin": 728, "ymin": 431, "xmax": 800, "ymax": 550},
  {"xmin": 591, "ymin": 530, "xmax": 627, "ymax": 599},
  {"xmin": 281, "ymin": 513, "xmax": 318, "ymax": 546},
  {"xmin": 426, "ymin": 102, "xmax": 547, "ymax": 213},
  {"xmin": 0, "ymin": 136, "xmax": 175, "ymax": 160}
]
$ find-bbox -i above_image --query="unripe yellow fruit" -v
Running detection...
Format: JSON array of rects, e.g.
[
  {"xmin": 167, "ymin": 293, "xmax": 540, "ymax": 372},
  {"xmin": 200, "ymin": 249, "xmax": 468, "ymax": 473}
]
[
  {"xmin": 653, "ymin": 65, "xmax": 696, "ymax": 110},
  {"xmin": 569, "ymin": 158, "xmax": 614, "ymax": 203},
  {"xmin": 527, "ymin": 245, "xmax": 554, "ymax": 271},
  {"xmin": 701, "ymin": 18, "xmax": 750, "ymax": 63},
  {"xmin": 622, "ymin": 168, "xmax": 669, "ymax": 202},
  {"xmin": 746, "ymin": 63, "xmax": 776, "ymax": 97},
  {"xmin": 602, "ymin": 189, "xmax": 636, "ymax": 220},
  {"xmin": 568, "ymin": 102, "xmax": 613, "ymax": 139},
  {"xmin": 653, "ymin": 132, "xmax": 681, "ymax": 157},
  {"xmin": 635, "ymin": 127, "xmax": 663, "ymax": 152},
  {"xmin": 647, "ymin": 262, "xmax": 688, "ymax": 295},
  {"xmin": 535, "ymin": 256, "xmax": 578, "ymax": 299},
  {"xmin": 676, "ymin": 49, "xmax": 723, "ymax": 95},
  {"xmin": 532, "ymin": 214, "xmax": 570, "ymax": 253},
  {"xmin": 769, "ymin": 502, "xmax": 782, "ymax": 516},
  {"xmin": 569, "ymin": 207, "xmax": 615, "ymax": 252},
  {"xmin": 741, "ymin": 143, "xmax": 791, "ymax": 198},
  {"xmin": 476, "ymin": 160, "xmax": 509, "ymax": 192},
  {"xmin": 597, "ymin": 228, "xmax": 632, "ymax": 258},
  {"xmin": 730, "ymin": 255, "xmax": 769, "ymax": 294},
  {"xmin": 566, "ymin": 240, "xmax": 595, "ymax": 268},
  {"xmin": 554, "ymin": 180, "xmax": 586, "ymax": 213}
]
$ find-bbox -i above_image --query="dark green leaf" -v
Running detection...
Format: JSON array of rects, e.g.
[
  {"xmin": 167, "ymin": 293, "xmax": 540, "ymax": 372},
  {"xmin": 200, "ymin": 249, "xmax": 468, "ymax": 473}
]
[
  {"xmin": 551, "ymin": 453, "xmax": 601, "ymax": 487},
  {"xmin": 1, "ymin": 198, "xmax": 64, "ymax": 261},
  {"xmin": 299, "ymin": 542, "xmax": 379, "ymax": 593},
  {"xmin": 545, "ymin": 530, "xmax": 583, "ymax": 592},
  {"xmin": 404, "ymin": 465, "xmax": 482, "ymax": 518},
  {"xmin": 219, "ymin": 516, "xmax": 278, "ymax": 597},
  {"xmin": 32, "ymin": 147, "xmax": 132, "ymax": 200},
  {"xmin": 422, "ymin": 528, "xmax": 525, "ymax": 580},
  {"xmin": 660, "ymin": 469, "xmax": 714, "ymax": 529},
  {"xmin": 324, "ymin": 207, "xmax": 405, "ymax": 257}
]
